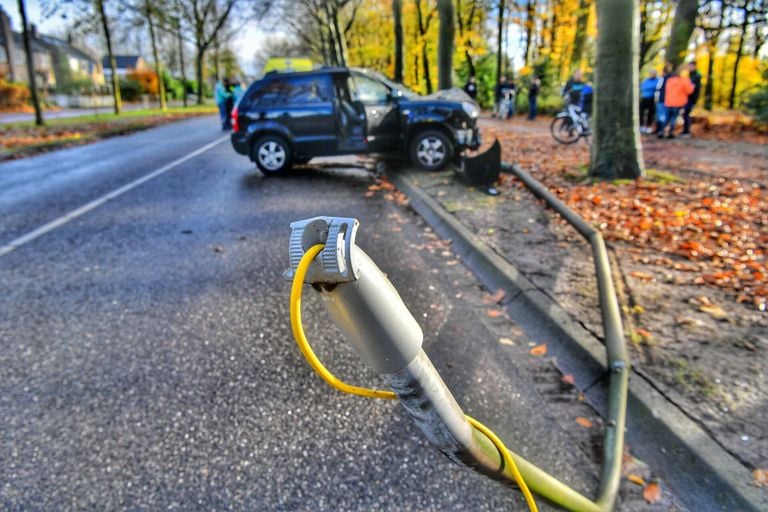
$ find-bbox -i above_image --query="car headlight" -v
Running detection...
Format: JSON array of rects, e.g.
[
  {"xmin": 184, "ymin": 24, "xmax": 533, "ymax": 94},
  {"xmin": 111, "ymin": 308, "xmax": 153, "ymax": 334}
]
[{"xmin": 462, "ymin": 101, "xmax": 479, "ymax": 119}]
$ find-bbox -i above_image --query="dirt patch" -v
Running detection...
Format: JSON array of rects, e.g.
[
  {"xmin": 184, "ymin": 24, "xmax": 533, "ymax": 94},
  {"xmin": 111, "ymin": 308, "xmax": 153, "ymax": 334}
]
[{"xmin": 410, "ymin": 117, "xmax": 767, "ymax": 474}]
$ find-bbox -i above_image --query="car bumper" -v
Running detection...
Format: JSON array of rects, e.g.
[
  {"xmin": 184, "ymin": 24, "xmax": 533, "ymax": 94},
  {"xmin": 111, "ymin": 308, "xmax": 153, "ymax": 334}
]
[
  {"xmin": 453, "ymin": 126, "xmax": 481, "ymax": 150},
  {"xmin": 231, "ymin": 132, "xmax": 249, "ymax": 155}
]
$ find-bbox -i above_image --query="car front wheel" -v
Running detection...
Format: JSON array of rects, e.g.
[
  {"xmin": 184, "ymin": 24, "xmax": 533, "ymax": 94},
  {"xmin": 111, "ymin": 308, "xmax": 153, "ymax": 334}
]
[
  {"xmin": 252, "ymin": 135, "xmax": 292, "ymax": 175},
  {"xmin": 410, "ymin": 130, "xmax": 453, "ymax": 171}
]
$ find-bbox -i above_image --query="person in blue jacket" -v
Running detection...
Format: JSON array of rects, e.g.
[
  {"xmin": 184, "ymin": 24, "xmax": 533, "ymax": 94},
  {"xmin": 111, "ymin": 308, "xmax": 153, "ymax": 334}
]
[
  {"xmin": 215, "ymin": 77, "xmax": 233, "ymax": 130},
  {"xmin": 639, "ymin": 70, "xmax": 659, "ymax": 134}
]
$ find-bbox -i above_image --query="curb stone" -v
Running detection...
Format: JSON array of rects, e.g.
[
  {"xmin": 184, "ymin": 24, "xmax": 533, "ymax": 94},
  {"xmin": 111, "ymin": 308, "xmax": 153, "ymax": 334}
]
[{"xmin": 390, "ymin": 169, "xmax": 767, "ymax": 512}]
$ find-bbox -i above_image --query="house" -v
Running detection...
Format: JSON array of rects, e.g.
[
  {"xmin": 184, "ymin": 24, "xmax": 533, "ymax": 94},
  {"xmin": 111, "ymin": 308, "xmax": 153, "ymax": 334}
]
[
  {"xmin": 101, "ymin": 55, "xmax": 147, "ymax": 80},
  {"xmin": 0, "ymin": 6, "xmax": 103, "ymax": 89}
]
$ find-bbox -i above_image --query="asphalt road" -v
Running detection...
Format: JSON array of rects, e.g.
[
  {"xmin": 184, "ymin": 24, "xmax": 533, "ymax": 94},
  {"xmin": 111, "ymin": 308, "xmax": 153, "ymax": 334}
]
[{"xmin": 0, "ymin": 116, "xmax": 616, "ymax": 510}]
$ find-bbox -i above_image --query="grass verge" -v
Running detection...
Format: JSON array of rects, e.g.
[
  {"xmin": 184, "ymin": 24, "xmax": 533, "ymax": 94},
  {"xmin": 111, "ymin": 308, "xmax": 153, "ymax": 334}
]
[{"xmin": 0, "ymin": 105, "xmax": 217, "ymax": 161}]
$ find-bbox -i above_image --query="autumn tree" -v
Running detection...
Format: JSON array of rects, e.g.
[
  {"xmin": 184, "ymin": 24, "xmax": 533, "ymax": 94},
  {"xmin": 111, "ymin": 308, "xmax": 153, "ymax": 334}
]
[
  {"xmin": 590, "ymin": 0, "xmax": 644, "ymax": 179},
  {"xmin": 415, "ymin": 0, "xmax": 438, "ymax": 93}
]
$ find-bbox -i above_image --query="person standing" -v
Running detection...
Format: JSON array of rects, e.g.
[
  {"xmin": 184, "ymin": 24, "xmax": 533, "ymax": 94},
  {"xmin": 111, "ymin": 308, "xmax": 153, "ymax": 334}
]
[
  {"xmin": 639, "ymin": 70, "xmax": 659, "ymax": 134},
  {"xmin": 658, "ymin": 68, "xmax": 694, "ymax": 139},
  {"xmin": 223, "ymin": 78, "xmax": 235, "ymax": 130},
  {"xmin": 215, "ymin": 77, "xmax": 232, "ymax": 131},
  {"xmin": 495, "ymin": 76, "xmax": 512, "ymax": 118},
  {"xmin": 463, "ymin": 75, "xmax": 478, "ymax": 101},
  {"xmin": 528, "ymin": 77, "xmax": 540, "ymax": 120},
  {"xmin": 655, "ymin": 63, "xmax": 673, "ymax": 136},
  {"xmin": 681, "ymin": 61, "xmax": 701, "ymax": 137}
]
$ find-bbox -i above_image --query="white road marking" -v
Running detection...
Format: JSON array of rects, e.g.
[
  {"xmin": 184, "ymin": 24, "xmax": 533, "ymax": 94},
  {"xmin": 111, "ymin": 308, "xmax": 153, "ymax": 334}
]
[{"xmin": 0, "ymin": 135, "xmax": 230, "ymax": 258}]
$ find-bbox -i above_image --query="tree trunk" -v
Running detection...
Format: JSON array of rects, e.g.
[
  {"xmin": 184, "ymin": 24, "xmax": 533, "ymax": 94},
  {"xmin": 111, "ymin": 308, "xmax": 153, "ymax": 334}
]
[
  {"xmin": 524, "ymin": 0, "xmax": 535, "ymax": 66},
  {"xmin": 176, "ymin": 16, "xmax": 188, "ymax": 108},
  {"xmin": 330, "ymin": 5, "xmax": 347, "ymax": 67},
  {"xmin": 496, "ymin": 0, "xmax": 505, "ymax": 81},
  {"xmin": 570, "ymin": 0, "xmax": 590, "ymax": 72},
  {"xmin": 703, "ymin": 43, "xmax": 715, "ymax": 111},
  {"xmin": 146, "ymin": 2, "xmax": 166, "ymax": 112},
  {"xmin": 666, "ymin": 0, "xmax": 698, "ymax": 68},
  {"xmin": 437, "ymin": 0, "xmax": 454, "ymax": 90},
  {"xmin": 393, "ymin": 0, "xmax": 404, "ymax": 82},
  {"xmin": 196, "ymin": 48, "xmax": 205, "ymax": 105},
  {"xmin": 97, "ymin": 0, "xmax": 121, "ymax": 114},
  {"xmin": 728, "ymin": 11, "xmax": 748, "ymax": 109},
  {"xmin": 590, "ymin": 0, "xmax": 644, "ymax": 180},
  {"xmin": 422, "ymin": 41, "xmax": 433, "ymax": 94},
  {"xmin": 17, "ymin": 0, "xmax": 43, "ymax": 126}
]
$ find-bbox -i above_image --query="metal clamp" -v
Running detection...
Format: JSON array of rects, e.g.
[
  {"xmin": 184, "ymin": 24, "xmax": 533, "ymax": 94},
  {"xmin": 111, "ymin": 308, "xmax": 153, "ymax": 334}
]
[{"xmin": 285, "ymin": 216, "xmax": 359, "ymax": 284}]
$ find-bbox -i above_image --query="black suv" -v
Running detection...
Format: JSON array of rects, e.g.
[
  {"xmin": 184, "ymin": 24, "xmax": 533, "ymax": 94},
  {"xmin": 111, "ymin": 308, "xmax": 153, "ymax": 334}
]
[{"xmin": 230, "ymin": 67, "xmax": 481, "ymax": 175}]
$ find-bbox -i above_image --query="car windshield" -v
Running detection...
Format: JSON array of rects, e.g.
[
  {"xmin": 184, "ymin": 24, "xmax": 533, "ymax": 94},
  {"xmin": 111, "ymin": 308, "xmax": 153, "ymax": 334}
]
[{"xmin": 353, "ymin": 69, "xmax": 419, "ymax": 100}]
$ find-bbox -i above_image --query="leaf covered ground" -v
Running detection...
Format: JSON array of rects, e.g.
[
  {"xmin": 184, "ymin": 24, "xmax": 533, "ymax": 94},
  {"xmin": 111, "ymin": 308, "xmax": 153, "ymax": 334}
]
[{"xmin": 479, "ymin": 117, "xmax": 768, "ymax": 311}]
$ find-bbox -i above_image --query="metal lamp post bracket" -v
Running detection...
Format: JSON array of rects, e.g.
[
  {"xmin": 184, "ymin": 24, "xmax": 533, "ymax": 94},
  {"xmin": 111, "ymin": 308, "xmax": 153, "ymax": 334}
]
[{"xmin": 285, "ymin": 216, "xmax": 359, "ymax": 284}]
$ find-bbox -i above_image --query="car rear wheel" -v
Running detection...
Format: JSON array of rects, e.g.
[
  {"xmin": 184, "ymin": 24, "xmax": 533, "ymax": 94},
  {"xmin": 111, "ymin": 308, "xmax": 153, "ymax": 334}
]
[
  {"xmin": 253, "ymin": 135, "xmax": 292, "ymax": 175},
  {"xmin": 410, "ymin": 130, "xmax": 453, "ymax": 171}
]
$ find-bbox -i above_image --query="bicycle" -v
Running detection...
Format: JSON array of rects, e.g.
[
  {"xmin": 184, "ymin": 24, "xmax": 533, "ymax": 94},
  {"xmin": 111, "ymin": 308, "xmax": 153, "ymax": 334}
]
[{"xmin": 551, "ymin": 101, "xmax": 591, "ymax": 144}]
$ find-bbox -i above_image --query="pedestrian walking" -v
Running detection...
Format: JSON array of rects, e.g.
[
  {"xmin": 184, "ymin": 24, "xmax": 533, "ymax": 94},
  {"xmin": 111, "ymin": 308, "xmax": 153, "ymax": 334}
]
[
  {"xmin": 639, "ymin": 70, "xmax": 659, "ymax": 133},
  {"xmin": 658, "ymin": 68, "xmax": 694, "ymax": 139},
  {"xmin": 655, "ymin": 63, "xmax": 673, "ymax": 136},
  {"xmin": 681, "ymin": 61, "xmax": 701, "ymax": 137},
  {"xmin": 223, "ymin": 78, "xmax": 236, "ymax": 130},
  {"xmin": 528, "ymin": 78, "xmax": 540, "ymax": 120},
  {"xmin": 463, "ymin": 75, "xmax": 478, "ymax": 101}
]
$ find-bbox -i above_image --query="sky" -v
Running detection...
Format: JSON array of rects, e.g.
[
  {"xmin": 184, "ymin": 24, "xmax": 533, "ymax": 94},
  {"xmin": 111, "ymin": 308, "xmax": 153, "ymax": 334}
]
[{"xmin": 0, "ymin": 0, "xmax": 271, "ymax": 76}]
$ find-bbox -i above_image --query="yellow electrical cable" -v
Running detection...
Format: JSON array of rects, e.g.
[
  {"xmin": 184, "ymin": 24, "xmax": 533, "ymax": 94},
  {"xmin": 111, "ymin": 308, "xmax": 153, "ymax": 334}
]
[
  {"xmin": 466, "ymin": 415, "xmax": 539, "ymax": 512},
  {"xmin": 289, "ymin": 243, "xmax": 396, "ymax": 400},
  {"xmin": 289, "ymin": 243, "xmax": 537, "ymax": 512}
]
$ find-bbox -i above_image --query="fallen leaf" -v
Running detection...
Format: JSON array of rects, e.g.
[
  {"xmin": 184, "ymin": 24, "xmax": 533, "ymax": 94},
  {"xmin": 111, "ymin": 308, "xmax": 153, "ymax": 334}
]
[
  {"xmin": 627, "ymin": 474, "xmax": 646, "ymax": 486},
  {"xmin": 699, "ymin": 304, "xmax": 728, "ymax": 321},
  {"xmin": 630, "ymin": 271, "xmax": 655, "ymax": 282},
  {"xmin": 486, "ymin": 308, "xmax": 504, "ymax": 318},
  {"xmin": 575, "ymin": 417, "xmax": 593, "ymax": 428},
  {"xmin": 754, "ymin": 468, "xmax": 768, "ymax": 487},
  {"xmin": 364, "ymin": 191, "xmax": 375, "ymax": 198},
  {"xmin": 482, "ymin": 288, "xmax": 506, "ymax": 305},
  {"xmin": 561, "ymin": 374, "xmax": 575, "ymax": 386},
  {"xmin": 498, "ymin": 337, "xmax": 515, "ymax": 346},
  {"xmin": 635, "ymin": 328, "xmax": 652, "ymax": 340},
  {"xmin": 529, "ymin": 343, "xmax": 547, "ymax": 356},
  {"xmin": 642, "ymin": 482, "xmax": 662, "ymax": 503}
]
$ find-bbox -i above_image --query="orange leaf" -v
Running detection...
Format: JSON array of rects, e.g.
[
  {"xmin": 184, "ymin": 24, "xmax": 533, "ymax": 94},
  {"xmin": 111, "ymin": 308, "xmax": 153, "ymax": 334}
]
[
  {"xmin": 529, "ymin": 343, "xmax": 547, "ymax": 356},
  {"xmin": 561, "ymin": 374, "xmax": 575, "ymax": 386},
  {"xmin": 642, "ymin": 482, "xmax": 661, "ymax": 503},
  {"xmin": 575, "ymin": 417, "xmax": 593, "ymax": 428},
  {"xmin": 364, "ymin": 191, "xmax": 375, "ymax": 198},
  {"xmin": 754, "ymin": 468, "xmax": 768, "ymax": 487},
  {"xmin": 486, "ymin": 308, "xmax": 504, "ymax": 318},
  {"xmin": 627, "ymin": 474, "xmax": 646, "ymax": 486}
]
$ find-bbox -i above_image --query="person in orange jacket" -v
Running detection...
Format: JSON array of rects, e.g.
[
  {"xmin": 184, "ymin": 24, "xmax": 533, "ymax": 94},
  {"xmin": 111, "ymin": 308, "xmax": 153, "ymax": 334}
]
[{"xmin": 657, "ymin": 67, "xmax": 694, "ymax": 139}]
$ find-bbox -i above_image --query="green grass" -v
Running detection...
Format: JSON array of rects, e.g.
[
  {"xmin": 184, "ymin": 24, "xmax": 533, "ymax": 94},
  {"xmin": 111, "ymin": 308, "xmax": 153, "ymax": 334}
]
[
  {"xmin": 645, "ymin": 168, "xmax": 686, "ymax": 184},
  {"xmin": 1, "ymin": 104, "xmax": 217, "ymax": 129}
]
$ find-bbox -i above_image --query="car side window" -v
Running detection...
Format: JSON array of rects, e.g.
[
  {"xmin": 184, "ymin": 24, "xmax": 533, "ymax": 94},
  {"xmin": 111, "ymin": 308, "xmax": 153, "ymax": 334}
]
[
  {"xmin": 249, "ymin": 76, "xmax": 332, "ymax": 107},
  {"xmin": 284, "ymin": 76, "xmax": 332, "ymax": 105},
  {"xmin": 349, "ymin": 75, "xmax": 390, "ymax": 104}
]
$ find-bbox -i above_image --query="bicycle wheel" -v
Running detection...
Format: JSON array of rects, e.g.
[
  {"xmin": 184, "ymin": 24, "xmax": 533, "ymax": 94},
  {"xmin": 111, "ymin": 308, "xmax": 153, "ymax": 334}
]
[{"xmin": 550, "ymin": 114, "xmax": 580, "ymax": 144}]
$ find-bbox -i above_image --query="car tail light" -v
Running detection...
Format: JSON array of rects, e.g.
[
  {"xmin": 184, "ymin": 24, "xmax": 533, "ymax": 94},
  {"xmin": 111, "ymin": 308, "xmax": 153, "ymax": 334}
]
[{"xmin": 231, "ymin": 105, "xmax": 239, "ymax": 132}]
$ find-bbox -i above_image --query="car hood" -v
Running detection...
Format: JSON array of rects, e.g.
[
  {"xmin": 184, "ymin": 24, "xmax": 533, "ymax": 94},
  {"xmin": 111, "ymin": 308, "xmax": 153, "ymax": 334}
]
[{"xmin": 421, "ymin": 88, "xmax": 475, "ymax": 103}]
